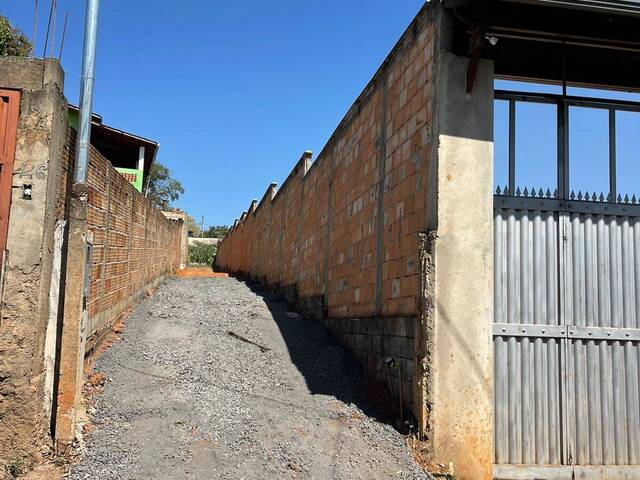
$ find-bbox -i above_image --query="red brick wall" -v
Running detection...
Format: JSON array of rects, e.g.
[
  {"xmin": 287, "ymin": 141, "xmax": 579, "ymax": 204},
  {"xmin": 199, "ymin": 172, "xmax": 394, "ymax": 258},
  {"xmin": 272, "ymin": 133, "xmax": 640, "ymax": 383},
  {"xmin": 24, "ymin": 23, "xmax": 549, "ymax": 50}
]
[
  {"xmin": 217, "ymin": 6, "xmax": 435, "ymax": 320},
  {"xmin": 63, "ymin": 130, "xmax": 183, "ymax": 341}
]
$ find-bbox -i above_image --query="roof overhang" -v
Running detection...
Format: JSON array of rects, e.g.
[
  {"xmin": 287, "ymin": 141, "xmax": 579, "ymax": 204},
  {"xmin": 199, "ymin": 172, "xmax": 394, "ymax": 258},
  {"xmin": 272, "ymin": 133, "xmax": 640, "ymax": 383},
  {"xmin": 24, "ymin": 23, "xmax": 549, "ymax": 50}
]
[
  {"xmin": 504, "ymin": 0, "xmax": 640, "ymax": 16},
  {"xmin": 446, "ymin": 0, "xmax": 640, "ymax": 91},
  {"xmin": 68, "ymin": 105, "xmax": 159, "ymax": 189}
]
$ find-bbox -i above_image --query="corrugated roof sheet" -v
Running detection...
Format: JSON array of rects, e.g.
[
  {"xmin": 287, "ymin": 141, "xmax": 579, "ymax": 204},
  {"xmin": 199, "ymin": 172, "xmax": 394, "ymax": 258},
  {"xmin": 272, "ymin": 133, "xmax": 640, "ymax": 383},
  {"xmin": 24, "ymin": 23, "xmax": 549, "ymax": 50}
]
[{"xmin": 505, "ymin": 0, "xmax": 640, "ymax": 15}]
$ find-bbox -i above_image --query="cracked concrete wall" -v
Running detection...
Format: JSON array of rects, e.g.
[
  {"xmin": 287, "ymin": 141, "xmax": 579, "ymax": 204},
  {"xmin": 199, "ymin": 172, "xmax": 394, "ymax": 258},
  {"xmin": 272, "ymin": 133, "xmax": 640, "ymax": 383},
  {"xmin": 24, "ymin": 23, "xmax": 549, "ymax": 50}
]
[{"xmin": 0, "ymin": 57, "xmax": 68, "ymax": 469}]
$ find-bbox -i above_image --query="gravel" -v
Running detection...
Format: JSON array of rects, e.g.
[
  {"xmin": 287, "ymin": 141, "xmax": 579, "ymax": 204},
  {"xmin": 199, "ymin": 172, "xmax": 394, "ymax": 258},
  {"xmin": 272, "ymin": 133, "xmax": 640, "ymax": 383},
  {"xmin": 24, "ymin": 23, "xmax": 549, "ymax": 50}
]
[{"xmin": 69, "ymin": 277, "xmax": 432, "ymax": 480}]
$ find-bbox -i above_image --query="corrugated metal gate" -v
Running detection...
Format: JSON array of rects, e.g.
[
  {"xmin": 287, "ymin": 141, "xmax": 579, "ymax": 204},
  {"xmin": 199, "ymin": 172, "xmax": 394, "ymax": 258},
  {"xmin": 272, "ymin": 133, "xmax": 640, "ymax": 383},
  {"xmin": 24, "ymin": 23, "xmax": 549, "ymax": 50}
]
[{"xmin": 493, "ymin": 91, "xmax": 640, "ymax": 478}]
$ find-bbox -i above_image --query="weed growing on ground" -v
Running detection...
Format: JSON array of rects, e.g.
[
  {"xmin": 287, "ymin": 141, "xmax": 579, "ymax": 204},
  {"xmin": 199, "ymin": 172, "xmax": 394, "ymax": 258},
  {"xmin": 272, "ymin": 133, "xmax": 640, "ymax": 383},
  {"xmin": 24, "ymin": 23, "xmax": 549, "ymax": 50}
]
[{"xmin": 5, "ymin": 459, "xmax": 24, "ymax": 478}]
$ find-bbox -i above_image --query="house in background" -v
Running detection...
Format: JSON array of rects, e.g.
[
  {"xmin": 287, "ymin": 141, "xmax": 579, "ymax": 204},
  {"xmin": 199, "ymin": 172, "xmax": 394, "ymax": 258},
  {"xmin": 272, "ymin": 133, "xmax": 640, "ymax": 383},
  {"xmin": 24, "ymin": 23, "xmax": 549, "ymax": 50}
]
[{"xmin": 68, "ymin": 105, "xmax": 158, "ymax": 193}]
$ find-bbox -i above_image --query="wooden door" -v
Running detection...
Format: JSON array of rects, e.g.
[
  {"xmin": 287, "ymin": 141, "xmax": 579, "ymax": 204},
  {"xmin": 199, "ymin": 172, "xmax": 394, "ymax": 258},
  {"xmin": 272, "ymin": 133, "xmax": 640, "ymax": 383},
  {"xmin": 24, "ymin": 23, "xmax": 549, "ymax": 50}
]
[{"xmin": 0, "ymin": 89, "xmax": 20, "ymax": 263}]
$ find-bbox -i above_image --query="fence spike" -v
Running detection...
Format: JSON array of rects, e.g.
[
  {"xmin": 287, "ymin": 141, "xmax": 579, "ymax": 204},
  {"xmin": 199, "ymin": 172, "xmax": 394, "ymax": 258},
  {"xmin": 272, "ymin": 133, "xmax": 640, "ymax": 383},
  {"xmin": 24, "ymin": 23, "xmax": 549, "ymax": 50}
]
[
  {"xmin": 538, "ymin": 188, "xmax": 544, "ymax": 198},
  {"xmin": 523, "ymin": 187, "xmax": 529, "ymax": 197},
  {"xmin": 516, "ymin": 187, "xmax": 522, "ymax": 196},
  {"xmin": 632, "ymin": 194, "xmax": 638, "ymax": 204},
  {"xmin": 577, "ymin": 191, "xmax": 582, "ymax": 201},
  {"xmin": 599, "ymin": 192, "xmax": 605, "ymax": 202},
  {"xmin": 618, "ymin": 194, "xmax": 623, "ymax": 203},
  {"xmin": 504, "ymin": 186, "xmax": 510, "ymax": 196},
  {"xmin": 592, "ymin": 192, "xmax": 598, "ymax": 202},
  {"xmin": 496, "ymin": 186, "xmax": 501, "ymax": 195},
  {"xmin": 546, "ymin": 188, "xmax": 552, "ymax": 198},
  {"xmin": 624, "ymin": 194, "xmax": 630, "ymax": 203}
]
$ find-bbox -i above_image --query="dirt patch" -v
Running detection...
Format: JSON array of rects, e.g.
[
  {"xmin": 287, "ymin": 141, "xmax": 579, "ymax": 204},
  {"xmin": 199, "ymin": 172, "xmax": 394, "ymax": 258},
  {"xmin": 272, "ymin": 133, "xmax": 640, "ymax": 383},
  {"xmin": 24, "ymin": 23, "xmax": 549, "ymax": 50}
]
[{"xmin": 174, "ymin": 268, "xmax": 228, "ymax": 278}]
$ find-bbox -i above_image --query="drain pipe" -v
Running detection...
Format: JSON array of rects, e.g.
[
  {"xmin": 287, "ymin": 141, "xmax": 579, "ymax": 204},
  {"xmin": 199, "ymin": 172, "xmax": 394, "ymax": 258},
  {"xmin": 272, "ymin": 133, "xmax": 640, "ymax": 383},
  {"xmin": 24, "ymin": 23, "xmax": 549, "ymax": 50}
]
[{"xmin": 74, "ymin": 0, "xmax": 100, "ymax": 183}]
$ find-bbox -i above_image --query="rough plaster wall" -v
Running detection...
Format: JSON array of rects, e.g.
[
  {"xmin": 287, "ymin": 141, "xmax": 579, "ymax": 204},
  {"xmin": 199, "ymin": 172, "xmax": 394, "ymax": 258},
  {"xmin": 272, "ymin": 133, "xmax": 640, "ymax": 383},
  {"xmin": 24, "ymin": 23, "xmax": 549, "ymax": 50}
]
[
  {"xmin": 0, "ymin": 59, "xmax": 67, "ymax": 467},
  {"xmin": 431, "ymin": 51, "xmax": 494, "ymax": 479}
]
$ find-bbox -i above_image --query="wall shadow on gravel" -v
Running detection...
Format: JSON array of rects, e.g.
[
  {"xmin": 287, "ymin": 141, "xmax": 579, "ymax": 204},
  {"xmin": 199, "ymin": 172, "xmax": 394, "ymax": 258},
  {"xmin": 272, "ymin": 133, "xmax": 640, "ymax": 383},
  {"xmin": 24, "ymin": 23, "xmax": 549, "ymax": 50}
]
[{"xmin": 241, "ymin": 279, "xmax": 401, "ymax": 431}]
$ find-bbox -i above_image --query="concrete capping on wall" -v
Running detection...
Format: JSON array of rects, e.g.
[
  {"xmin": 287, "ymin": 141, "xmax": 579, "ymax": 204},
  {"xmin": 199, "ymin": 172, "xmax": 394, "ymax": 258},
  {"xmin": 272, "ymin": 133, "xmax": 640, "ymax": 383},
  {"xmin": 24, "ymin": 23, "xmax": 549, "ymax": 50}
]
[
  {"xmin": 270, "ymin": 151, "xmax": 313, "ymax": 206},
  {"xmin": 0, "ymin": 57, "xmax": 64, "ymax": 93},
  {"xmin": 255, "ymin": 183, "xmax": 278, "ymax": 216}
]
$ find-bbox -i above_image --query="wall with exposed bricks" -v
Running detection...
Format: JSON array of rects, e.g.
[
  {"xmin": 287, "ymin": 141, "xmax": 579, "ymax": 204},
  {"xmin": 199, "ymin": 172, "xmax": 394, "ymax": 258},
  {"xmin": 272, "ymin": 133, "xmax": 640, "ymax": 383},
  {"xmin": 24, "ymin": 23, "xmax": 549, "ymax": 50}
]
[
  {"xmin": 62, "ymin": 130, "xmax": 183, "ymax": 347},
  {"xmin": 216, "ymin": 5, "xmax": 437, "ymax": 420}
]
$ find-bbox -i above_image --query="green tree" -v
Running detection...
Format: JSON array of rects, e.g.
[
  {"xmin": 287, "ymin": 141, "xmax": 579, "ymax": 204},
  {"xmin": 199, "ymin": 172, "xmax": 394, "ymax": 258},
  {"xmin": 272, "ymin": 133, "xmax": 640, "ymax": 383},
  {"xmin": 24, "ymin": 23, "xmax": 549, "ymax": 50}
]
[
  {"xmin": 203, "ymin": 225, "xmax": 230, "ymax": 238},
  {"xmin": 184, "ymin": 214, "xmax": 201, "ymax": 237},
  {"xmin": 147, "ymin": 162, "xmax": 184, "ymax": 210},
  {"xmin": 188, "ymin": 242, "xmax": 216, "ymax": 266},
  {"xmin": 0, "ymin": 15, "xmax": 32, "ymax": 57}
]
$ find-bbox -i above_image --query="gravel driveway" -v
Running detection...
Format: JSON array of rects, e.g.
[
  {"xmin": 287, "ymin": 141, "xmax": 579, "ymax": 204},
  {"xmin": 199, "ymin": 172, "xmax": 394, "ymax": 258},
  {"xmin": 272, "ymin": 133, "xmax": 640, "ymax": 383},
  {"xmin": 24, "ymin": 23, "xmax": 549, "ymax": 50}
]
[{"xmin": 70, "ymin": 277, "xmax": 431, "ymax": 480}]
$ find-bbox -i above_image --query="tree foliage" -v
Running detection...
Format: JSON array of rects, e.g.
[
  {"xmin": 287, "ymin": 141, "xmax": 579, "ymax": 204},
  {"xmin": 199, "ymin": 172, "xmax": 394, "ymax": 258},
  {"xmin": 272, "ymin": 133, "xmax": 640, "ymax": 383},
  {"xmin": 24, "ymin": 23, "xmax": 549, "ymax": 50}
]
[
  {"xmin": 203, "ymin": 225, "xmax": 230, "ymax": 238},
  {"xmin": 188, "ymin": 242, "xmax": 216, "ymax": 266},
  {"xmin": 0, "ymin": 15, "xmax": 32, "ymax": 57},
  {"xmin": 184, "ymin": 214, "xmax": 201, "ymax": 237},
  {"xmin": 147, "ymin": 162, "xmax": 184, "ymax": 210}
]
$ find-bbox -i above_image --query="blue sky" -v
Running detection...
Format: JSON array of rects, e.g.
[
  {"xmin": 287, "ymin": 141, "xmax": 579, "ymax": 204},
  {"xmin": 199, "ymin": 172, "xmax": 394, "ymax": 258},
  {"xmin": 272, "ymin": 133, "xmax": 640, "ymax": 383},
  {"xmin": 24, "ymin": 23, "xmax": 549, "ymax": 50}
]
[
  {"xmin": 3, "ymin": 2, "xmax": 639, "ymax": 227},
  {"xmin": 494, "ymin": 80, "xmax": 640, "ymax": 200},
  {"xmin": 3, "ymin": 0, "xmax": 426, "ymax": 227}
]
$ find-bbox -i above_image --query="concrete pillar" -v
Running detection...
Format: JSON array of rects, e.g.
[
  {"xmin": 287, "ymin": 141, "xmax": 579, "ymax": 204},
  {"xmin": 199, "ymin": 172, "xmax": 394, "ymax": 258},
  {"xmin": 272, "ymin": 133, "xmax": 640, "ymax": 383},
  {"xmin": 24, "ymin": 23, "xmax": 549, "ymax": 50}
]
[
  {"xmin": 138, "ymin": 145, "xmax": 145, "ymax": 171},
  {"xmin": 54, "ymin": 185, "xmax": 90, "ymax": 450},
  {"xmin": 0, "ymin": 58, "xmax": 68, "ymax": 468},
  {"xmin": 430, "ymin": 52, "xmax": 494, "ymax": 479}
]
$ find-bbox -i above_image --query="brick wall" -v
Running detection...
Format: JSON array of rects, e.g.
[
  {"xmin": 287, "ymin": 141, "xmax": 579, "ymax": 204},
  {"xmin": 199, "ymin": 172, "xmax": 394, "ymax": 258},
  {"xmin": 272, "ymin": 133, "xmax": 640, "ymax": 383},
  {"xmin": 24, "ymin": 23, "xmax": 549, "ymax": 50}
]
[
  {"xmin": 217, "ymin": 5, "xmax": 436, "ymax": 419},
  {"xmin": 63, "ymin": 130, "xmax": 183, "ymax": 346}
]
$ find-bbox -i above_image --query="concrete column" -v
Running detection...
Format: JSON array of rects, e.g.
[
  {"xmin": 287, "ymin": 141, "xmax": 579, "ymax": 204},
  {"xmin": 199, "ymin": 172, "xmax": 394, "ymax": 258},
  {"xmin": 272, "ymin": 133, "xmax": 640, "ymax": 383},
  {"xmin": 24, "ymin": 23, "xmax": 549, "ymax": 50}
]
[
  {"xmin": 138, "ymin": 145, "xmax": 145, "ymax": 171},
  {"xmin": 0, "ymin": 58, "xmax": 68, "ymax": 468},
  {"xmin": 54, "ymin": 185, "xmax": 90, "ymax": 450},
  {"xmin": 430, "ymin": 52, "xmax": 494, "ymax": 479}
]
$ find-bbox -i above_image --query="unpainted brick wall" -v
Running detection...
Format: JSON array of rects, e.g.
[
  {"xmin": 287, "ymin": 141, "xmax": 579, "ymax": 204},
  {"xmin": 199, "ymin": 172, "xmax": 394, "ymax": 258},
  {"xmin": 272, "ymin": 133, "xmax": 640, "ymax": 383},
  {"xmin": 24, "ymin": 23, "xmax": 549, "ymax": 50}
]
[
  {"xmin": 217, "ymin": 6, "xmax": 437, "ymax": 416},
  {"xmin": 63, "ymin": 130, "xmax": 182, "ymax": 342},
  {"xmin": 217, "ymin": 8, "xmax": 435, "ymax": 319}
]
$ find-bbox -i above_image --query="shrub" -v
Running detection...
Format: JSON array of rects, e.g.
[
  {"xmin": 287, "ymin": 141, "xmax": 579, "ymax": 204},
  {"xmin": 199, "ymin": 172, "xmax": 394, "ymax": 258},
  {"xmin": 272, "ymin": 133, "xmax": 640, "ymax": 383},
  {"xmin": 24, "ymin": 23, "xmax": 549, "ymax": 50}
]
[{"xmin": 188, "ymin": 242, "xmax": 216, "ymax": 266}]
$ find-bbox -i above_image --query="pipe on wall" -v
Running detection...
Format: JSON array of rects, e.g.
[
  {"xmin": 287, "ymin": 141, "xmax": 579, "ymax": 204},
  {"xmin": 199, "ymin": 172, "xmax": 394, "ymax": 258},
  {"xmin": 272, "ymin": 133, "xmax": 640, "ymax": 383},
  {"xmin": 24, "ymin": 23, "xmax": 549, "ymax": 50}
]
[{"xmin": 73, "ymin": 0, "xmax": 100, "ymax": 184}]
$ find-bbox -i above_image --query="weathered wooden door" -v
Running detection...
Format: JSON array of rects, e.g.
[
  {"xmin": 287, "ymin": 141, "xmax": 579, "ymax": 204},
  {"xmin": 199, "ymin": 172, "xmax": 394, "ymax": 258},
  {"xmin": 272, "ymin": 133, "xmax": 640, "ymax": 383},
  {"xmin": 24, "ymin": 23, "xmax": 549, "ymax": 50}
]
[{"xmin": 0, "ymin": 90, "xmax": 20, "ymax": 266}]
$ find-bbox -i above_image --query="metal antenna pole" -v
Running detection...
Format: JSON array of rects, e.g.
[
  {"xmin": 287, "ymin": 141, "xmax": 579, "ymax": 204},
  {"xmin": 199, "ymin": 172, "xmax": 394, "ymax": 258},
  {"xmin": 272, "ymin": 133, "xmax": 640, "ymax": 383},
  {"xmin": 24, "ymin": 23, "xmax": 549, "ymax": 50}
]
[
  {"xmin": 32, "ymin": 0, "xmax": 38, "ymax": 58},
  {"xmin": 74, "ymin": 0, "xmax": 100, "ymax": 184},
  {"xmin": 42, "ymin": 0, "xmax": 54, "ymax": 57},
  {"xmin": 58, "ymin": 12, "xmax": 68, "ymax": 61},
  {"xmin": 51, "ymin": 0, "xmax": 57, "ymax": 57}
]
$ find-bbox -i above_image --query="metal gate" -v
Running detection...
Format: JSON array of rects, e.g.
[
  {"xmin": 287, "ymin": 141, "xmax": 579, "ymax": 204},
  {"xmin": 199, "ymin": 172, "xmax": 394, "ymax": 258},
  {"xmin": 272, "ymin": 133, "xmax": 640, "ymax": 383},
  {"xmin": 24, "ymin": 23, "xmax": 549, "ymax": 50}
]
[{"xmin": 493, "ymin": 90, "xmax": 640, "ymax": 479}]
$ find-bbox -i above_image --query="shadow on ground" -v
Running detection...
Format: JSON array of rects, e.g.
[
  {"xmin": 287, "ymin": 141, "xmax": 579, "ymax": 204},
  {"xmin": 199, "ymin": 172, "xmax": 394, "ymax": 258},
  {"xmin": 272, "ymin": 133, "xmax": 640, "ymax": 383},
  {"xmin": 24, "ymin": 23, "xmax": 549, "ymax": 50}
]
[{"xmin": 240, "ymin": 278, "xmax": 401, "ymax": 432}]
